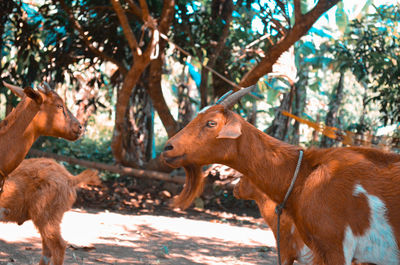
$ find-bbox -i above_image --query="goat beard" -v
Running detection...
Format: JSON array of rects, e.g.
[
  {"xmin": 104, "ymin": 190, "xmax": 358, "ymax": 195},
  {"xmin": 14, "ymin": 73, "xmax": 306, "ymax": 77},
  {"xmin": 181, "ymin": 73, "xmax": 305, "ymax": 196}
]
[{"xmin": 173, "ymin": 165, "xmax": 205, "ymax": 209}]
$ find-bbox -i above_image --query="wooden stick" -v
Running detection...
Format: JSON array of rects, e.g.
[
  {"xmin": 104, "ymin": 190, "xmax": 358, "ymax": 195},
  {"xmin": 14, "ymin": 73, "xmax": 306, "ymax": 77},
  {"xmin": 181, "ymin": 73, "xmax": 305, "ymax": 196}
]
[
  {"xmin": 28, "ymin": 149, "xmax": 186, "ymax": 184},
  {"xmin": 28, "ymin": 149, "xmax": 236, "ymax": 190}
]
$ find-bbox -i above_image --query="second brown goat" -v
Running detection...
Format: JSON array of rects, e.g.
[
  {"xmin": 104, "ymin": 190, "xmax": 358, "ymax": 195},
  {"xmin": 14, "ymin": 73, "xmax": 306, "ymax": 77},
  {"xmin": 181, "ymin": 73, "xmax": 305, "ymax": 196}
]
[{"xmin": 0, "ymin": 158, "xmax": 100, "ymax": 265}]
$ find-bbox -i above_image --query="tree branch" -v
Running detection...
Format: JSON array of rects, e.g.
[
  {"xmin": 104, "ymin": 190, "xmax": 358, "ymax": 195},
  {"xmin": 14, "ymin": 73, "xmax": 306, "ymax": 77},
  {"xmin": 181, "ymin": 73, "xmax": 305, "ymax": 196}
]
[
  {"xmin": 294, "ymin": 0, "xmax": 302, "ymax": 23},
  {"xmin": 110, "ymin": 0, "xmax": 140, "ymax": 57},
  {"xmin": 59, "ymin": 0, "xmax": 128, "ymax": 75},
  {"xmin": 125, "ymin": 0, "xmax": 143, "ymax": 21},
  {"xmin": 239, "ymin": 0, "xmax": 339, "ymax": 87},
  {"xmin": 138, "ymin": 0, "xmax": 151, "ymax": 23}
]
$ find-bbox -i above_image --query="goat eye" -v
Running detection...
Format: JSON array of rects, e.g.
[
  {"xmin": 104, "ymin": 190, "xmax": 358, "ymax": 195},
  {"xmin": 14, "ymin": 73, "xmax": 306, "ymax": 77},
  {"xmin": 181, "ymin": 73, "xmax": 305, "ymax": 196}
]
[{"xmin": 206, "ymin": 121, "xmax": 217, "ymax": 128}]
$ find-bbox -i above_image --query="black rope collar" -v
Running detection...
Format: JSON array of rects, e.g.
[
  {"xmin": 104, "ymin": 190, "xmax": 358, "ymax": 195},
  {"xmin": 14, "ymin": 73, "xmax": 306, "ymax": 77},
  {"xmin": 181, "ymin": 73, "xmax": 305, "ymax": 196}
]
[{"xmin": 275, "ymin": 149, "xmax": 303, "ymax": 265}]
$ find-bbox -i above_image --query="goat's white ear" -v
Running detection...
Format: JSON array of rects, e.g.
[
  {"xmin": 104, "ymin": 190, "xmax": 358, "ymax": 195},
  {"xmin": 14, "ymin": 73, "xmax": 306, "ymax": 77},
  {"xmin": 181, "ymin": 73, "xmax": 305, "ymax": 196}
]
[
  {"xmin": 3, "ymin": 81, "xmax": 25, "ymax": 98},
  {"xmin": 217, "ymin": 116, "xmax": 242, "ymax": 139}
]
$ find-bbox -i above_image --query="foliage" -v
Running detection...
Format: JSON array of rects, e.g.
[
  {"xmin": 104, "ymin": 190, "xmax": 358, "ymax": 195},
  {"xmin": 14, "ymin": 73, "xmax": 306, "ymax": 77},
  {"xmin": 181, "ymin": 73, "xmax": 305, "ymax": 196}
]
[
  {"xmin": 329, "ymin": 4, "xmax": 400, "ymax": 125},
  {"xmin": 2, "ymin": 0, "xmax": 399, "ymax": 168},
  {"xmin": 1, "ymin": 1, "xmax": 47, "ymax": 86},
  {"xmin": 32, "ymin": 134, "xmax": 115, "ymax": 178},
  {"xmin": 172, "ymin": 0, "xmax": 286, "ymax": 94}
]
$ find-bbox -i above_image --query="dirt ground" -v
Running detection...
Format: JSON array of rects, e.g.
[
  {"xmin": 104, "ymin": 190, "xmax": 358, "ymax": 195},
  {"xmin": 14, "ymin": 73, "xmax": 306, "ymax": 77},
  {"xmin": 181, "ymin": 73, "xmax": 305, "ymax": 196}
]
[
  {"xmin": 0, "ymin": 168, "xmax": 286, "ymax": 265},
  {"xmin": 0, "ymin": 207, "xmax": 280, "ymax": 265}
]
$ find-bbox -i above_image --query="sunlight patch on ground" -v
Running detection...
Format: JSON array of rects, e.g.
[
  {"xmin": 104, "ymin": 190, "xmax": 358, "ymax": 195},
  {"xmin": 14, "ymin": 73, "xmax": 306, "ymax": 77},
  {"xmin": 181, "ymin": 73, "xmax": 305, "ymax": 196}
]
[{"xmin": 0, "ymin": 209, "xmax": 278, "ymax": 264}]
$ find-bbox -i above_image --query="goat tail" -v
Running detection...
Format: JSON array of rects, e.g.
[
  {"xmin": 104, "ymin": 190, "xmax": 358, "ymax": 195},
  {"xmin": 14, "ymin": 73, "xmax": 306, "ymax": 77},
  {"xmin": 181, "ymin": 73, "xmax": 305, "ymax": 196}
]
[
  {"xmin": 172, "ymin": 165, "xmax": 205, "ymax": 210},
  {"xmin": 68, "ymin": 169, "xmax": 99, "ymax": 187}
]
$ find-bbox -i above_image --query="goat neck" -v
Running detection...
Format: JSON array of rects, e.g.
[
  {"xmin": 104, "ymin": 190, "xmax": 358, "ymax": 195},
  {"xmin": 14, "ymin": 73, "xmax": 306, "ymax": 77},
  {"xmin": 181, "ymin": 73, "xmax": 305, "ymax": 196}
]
[
  {"xmin": 0, "ymin": 97, "xmax": 40, "ymax": 174},
  {"xmin": 228, "ymin": 117, "xmax": 304, "ymax": 204}
]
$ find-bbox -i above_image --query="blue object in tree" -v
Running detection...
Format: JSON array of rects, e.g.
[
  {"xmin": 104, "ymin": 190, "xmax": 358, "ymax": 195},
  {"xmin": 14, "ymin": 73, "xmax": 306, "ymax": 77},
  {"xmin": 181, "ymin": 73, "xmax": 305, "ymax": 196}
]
[{"xmin": 185, "ymin": 62, "xmax": 201, "ymax": 87}]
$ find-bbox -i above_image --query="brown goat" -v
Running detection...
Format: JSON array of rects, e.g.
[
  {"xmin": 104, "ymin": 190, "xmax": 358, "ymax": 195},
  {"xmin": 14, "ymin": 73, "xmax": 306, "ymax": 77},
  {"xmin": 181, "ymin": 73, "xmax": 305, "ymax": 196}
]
[
  {"xmin": 162, "ymin": 91, "xmax": 400, "ymax": 264},
  {"xmin": 0, "ymin": 82, "xmax": 82, "ymax": 178},
  {"xmin": 234, "ymin": 176, "xmax": 375, "ymax": 265},
  {"xmin": 234, "ymin": 176, "xmax": 312, "ymax": 265},
  {"xmin": 0, "ymin": 158, "xmax": 100, "ymax": 265}
]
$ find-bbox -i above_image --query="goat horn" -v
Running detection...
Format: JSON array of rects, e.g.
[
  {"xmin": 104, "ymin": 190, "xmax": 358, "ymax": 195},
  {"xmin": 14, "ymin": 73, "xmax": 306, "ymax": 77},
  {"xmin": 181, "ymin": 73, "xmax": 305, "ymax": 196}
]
[
  {"xmin": 37, "ymin": 85, "xmax": 45, "ymax": 93},
  {"xmin": 218, "ymin": 85, "xmax": 257, "ymax": 109},
  {"xmin": 215, "ymin": 90, "xmax": 233, "ymax": 105},
  {"xmin": 42, "ymin": 82, "xmax": 52, "ymax": 91},
  {"xmin": 38, "ymin": 82, "xmax": 52, "ymax": 94}
]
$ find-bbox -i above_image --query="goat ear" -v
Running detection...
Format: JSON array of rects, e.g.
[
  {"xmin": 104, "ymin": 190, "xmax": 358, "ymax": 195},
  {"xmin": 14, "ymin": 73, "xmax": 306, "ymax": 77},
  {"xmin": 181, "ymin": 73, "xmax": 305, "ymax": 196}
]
[
  {"xmin": 23, "ymin": 87, "xmax": 43, "ymax": 105},
  {"xmin": 217, "ymin": 115, "xmax": 242, "ymax": 139},
  {"xmin": 3, "ymin": 81, "xmax": 25, "ymax": 98}
]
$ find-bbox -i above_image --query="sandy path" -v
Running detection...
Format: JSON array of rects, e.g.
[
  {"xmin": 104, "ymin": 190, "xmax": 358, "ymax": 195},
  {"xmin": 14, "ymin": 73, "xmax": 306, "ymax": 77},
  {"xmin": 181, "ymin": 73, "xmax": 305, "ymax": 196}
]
[{"xmin": 0, "ymin": 208, "xmax": 280, "ymax": 265}]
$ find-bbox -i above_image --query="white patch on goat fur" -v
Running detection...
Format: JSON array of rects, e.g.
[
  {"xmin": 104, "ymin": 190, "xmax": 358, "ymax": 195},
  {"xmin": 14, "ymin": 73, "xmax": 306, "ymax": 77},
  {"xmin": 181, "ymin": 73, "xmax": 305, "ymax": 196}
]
[
  {"xmin": 0, "ymin": 208, "xmax": 8, "ymax": 220},
  {"xmin": 342, "ymin": 184, "xmax": 399, "ymax": 265},
  {"xmin": 297, "ymin": 245, "xmax": 313, "ymax": 264},
  {"xmin": 41, "ymin": 255, "xmax": 51, "ymax": 264},
  {"xmin": 290, "ymin": 224, "xmax": 295, "ymax": 235}
]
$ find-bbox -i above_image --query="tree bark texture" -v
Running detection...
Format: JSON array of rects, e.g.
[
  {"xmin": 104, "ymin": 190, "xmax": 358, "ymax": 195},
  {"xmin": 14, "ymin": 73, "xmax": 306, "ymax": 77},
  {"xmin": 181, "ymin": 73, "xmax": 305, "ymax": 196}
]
[
  {"xmin": 289, "ymin": 78, "xmax": 308, "ymax": 145},
  {"xmin": 147, "ymin": 0, "xmax": 178, "ymax": 138},
  {"xmin": 265, "ymin": 83, "xmax": 296, "ymax": 140},
  {"xmin": 111, "ymin": 63, "xmax": 148, "ymax": 165},
  {"xmin": 177, "ymin": 84, "xmax": 196, "ymax": 127},
  {"xmin": 119, "ymin": 80, "xmax": 153, "ymax": 168},
  {"xmin": 320, "ymin": 71, "xmax": 344, "ymax": 147}
]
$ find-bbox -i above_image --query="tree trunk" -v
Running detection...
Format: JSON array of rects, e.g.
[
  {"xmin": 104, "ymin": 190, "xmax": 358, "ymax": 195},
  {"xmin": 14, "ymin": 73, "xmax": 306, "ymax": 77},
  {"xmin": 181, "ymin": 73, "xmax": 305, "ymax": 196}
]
[
  {"xmin": 288, "ymin": 59, "xmax": 309, "ymax": 145},
  {"xmin": 320, "ymin": 71, "xmax": 344, "ymax": 147},
  {"xmin": 199, "ymin": 67, "xmax": 209, "ymax": 108},
  {"xmin": 120, "ymin": 77, "xmax": 153, "ymax": 168},
  {"xmin": 247, "ymin": 102, "xmax": 258, "ymax": 126},
  {"xmin": 265, "ymin": 83, "xmax": 296, "ymax": 141},
  {"xmin": 358, "ymin": 81, "xmax": 369, "ymax": 132},
  {"xmin": 289, "ymin": 83, "xmax": 307, "ymax": 145},
  {"xmin": 111, "ymin": 62, "xmax": 148, "ymax": 165},
  {"xmin": 177, "ymin": 82, "xmax": 196, "ymax": 127},
  {"xmin": 147, "ymin": 0, "xmax": 178, "ymax": 138},
  {"xmin": 148, "ymin": 53, "xmax": 179, "ymax": 138}
]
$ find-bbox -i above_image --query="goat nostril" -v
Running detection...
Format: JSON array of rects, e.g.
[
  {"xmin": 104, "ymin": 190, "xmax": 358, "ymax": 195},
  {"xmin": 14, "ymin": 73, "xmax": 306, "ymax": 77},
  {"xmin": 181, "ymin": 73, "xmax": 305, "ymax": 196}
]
[{"xmin": 164, "ymin": 144, "xmax": 174, "ymax": 152}]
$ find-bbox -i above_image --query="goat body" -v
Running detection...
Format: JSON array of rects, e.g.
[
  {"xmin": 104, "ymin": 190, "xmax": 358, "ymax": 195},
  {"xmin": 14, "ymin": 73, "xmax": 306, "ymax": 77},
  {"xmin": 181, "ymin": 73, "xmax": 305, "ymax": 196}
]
[
  {"xmin": 162, "ymin": 105, "xmax": 400, "ymax": 265},
  {"xmin": 0, "ymin": 82, "xmax": 82, "ymax": 176},
  {"xmin": 0, "ymin": 158, "xmax": 100, "ymax": 265},
  {"xmin": 234, "ymin": 176, "xmax": 375, "ymax": 265}
]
